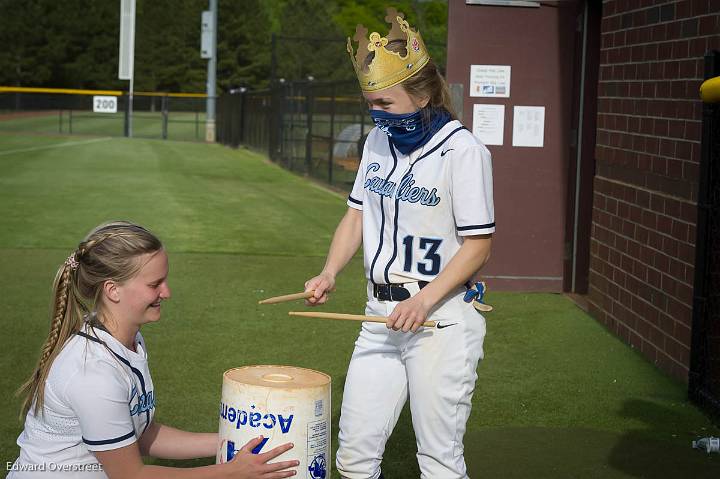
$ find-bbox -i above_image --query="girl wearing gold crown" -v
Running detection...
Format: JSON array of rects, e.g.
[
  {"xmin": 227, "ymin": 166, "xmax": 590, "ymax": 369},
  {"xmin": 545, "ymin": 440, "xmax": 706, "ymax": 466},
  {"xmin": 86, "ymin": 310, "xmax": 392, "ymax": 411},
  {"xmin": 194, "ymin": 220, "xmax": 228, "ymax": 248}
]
[{"xmin": 304, "ymin": 7, "xmax": 495, "ymax": 479}]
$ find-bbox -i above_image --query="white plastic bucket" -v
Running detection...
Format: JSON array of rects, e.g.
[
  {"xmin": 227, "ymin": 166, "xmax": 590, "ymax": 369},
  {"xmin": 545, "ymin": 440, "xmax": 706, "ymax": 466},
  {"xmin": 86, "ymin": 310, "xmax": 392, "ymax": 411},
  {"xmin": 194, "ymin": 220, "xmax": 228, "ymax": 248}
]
[{"xmin": 217, "ymin": 365, "xmax": 331, "ymax": 479}]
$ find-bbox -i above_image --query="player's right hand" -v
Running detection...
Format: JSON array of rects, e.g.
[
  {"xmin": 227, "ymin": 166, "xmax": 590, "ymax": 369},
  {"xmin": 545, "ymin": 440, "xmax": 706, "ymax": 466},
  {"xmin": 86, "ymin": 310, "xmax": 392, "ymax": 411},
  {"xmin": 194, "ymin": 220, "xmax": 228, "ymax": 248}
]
[
  {"xmin": 304, "ymin": 271, "xmax": 336, "ymax": 306},
  {"xmin": 227, "ymin": 436, "xmax": 298, "ymax": 478}
]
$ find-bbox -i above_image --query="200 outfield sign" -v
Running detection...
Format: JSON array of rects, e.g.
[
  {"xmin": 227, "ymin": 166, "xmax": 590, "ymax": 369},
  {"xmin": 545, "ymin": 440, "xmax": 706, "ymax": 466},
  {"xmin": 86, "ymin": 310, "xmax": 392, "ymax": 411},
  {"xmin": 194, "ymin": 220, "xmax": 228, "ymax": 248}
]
[{"xmin": 93, "ymin": 96, "xmax": 117, "ymax": 113}]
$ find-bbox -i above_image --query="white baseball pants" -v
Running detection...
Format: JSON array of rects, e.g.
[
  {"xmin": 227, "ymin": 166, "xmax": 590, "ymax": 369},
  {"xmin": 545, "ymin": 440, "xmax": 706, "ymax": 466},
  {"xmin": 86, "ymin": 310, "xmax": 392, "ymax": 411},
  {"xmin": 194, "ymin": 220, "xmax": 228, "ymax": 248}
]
[{"xmin": 336, "ymin": 283, "xmax": 486, "ymax": 479}]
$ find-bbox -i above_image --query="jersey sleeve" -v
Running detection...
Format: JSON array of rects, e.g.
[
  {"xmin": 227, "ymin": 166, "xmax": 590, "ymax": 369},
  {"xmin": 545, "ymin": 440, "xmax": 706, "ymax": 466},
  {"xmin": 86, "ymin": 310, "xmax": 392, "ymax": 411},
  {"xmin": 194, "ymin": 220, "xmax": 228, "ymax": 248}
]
[
  {"xmin": 347, "ymin": 132, "xmax": 372, "ymax": 210},
  {"xmin": 448, "ymin": 144, "xmax": 496, "ymax": 236},
  {"xmin": 65, "ymin": 360, "xmax": 137, "ymax": 451}
]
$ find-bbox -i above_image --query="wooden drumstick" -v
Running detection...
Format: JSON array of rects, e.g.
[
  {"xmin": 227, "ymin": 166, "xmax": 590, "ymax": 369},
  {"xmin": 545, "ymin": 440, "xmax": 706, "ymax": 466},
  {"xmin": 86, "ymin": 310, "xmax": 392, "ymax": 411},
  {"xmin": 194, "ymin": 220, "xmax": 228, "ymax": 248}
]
[
  {"xmin": 288, "ymin": 311, "xmax": 437, "ymax": 328},
  {"xmin": 259, "ymin": 290, "xmax": 315, "ymax": 305},
  {"xmin": 473, "ymin": 302, "xmax": 494, "ymax": 312}
]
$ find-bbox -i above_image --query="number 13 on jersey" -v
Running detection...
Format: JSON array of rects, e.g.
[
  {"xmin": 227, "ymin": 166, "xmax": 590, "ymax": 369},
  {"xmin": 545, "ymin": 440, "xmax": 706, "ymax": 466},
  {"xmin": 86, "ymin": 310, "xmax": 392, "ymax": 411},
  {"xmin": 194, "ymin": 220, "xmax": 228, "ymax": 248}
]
[{"xmin": 402, "ymin": 236, "xmax": 443, "ymax": 276}]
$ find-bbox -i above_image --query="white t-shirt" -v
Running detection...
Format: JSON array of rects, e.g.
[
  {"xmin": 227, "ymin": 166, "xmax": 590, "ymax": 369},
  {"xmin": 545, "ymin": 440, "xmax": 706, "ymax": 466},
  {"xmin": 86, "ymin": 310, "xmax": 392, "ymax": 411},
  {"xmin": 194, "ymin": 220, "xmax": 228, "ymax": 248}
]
[
  {"xmin": 348, "ymin": 120, "xmax": 495, "ymax": 285},
  {"xmin": 9, "ymin": 325, "xmax": 155, "ymax": 478}
]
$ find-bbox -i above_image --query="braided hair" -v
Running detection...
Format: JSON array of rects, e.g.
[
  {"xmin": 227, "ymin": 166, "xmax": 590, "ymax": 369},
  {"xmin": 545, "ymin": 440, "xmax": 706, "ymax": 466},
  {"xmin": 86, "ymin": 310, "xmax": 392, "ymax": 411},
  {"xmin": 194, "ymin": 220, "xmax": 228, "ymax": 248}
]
[{"xmin": 17, "ymin": 221, "xmax": 163, "ymax": 418}]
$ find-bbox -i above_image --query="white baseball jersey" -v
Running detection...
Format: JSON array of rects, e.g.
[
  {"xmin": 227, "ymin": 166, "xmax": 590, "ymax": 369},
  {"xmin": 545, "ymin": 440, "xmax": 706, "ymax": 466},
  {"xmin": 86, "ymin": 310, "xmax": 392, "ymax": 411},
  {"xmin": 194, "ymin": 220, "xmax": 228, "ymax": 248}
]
[
  {"xmin": 348, "ymin": 119, "xmax": 495, "ymax": 285},
  {"xmin": 9, "ymin": 325, "xmax": 154, "ymax": 478}
]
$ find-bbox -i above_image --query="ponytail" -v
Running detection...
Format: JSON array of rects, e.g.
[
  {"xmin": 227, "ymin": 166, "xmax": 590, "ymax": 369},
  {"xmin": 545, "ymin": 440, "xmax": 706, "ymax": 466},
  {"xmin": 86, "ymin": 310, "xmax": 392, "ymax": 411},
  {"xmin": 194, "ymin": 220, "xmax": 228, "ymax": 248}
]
[
  {"xmin": 16, "ymin": 221, "xmax": 163, "ymax": 419},
  {"xmin": 17, "ymin": 257, "xmax": 85, "ymax": 418}
]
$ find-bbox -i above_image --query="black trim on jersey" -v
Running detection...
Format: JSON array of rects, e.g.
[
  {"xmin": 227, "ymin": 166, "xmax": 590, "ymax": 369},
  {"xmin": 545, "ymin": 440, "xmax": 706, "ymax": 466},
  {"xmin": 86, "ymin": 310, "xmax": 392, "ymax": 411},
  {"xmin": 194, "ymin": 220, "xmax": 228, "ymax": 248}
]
[
  {"xmin": 416, "ymin": 126, "xmax": 467, "ymax": 163},
  {"xmin": 76, "ymin": 330, "xmax": 152, "ymax": 435},
  {"xmin": 77, "ymin": 331, "xmax": 103, "ymax": 344},
  {"xmin": 383, "ymin": 126, "xmax": 467, "ymax": 281},
  {"xmin": 457, "ymin": 222, "xmax": 496, "ymax": 231},
  {"xmin": 83, "ymin": 430, "xmax": 135, "ymax": 446},
  {"xmin": 108, "ymin": 349, "xmax": 152, "ymax": 435},
  {"xmin": 348, "ymin": 195, "xmax": 363, "ymax": 206},
  {"xmin": 369, "ymin": 137, "xmax": 398, "ymax": 285},
  {"xmin": 384, "ymin": 164, "xmax": 402, "ymax": 283}
]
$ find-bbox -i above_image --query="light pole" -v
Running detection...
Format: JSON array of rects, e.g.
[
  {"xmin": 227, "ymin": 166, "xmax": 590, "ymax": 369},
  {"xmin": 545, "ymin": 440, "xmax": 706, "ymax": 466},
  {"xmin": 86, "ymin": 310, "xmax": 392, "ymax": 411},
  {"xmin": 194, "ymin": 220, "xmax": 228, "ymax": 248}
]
[{"xmin": 201, "ymin": 0, "xmax": 217, "ymax": 142}]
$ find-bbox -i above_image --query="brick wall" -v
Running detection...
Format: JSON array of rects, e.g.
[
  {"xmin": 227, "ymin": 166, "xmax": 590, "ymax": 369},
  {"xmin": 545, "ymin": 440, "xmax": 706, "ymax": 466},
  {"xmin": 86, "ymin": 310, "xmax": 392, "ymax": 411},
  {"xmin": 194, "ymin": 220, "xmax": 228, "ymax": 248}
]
[{"xmin": 588, "ymin": 0, "xmax": 720, "ymax": 381}]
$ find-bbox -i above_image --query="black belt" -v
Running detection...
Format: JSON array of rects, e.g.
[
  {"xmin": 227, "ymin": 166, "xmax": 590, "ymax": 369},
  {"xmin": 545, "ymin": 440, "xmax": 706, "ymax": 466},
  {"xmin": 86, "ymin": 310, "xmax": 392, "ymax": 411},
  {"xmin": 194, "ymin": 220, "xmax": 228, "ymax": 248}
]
[{"xmin": 373, "ymin": 281, "xmax": 429, "ymax": 301}]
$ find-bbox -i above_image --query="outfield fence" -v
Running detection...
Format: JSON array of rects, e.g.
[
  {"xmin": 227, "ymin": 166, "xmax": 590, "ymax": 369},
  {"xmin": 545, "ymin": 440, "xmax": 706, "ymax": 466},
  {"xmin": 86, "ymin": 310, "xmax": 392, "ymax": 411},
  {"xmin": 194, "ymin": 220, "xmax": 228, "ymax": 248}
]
[
  {"xmin": 0, "ymin": 87, "xmax": 208, "ymax": 142},
  {"xmin": 217, "ymin": 80, "xmax": 370, "ymax": 190}
]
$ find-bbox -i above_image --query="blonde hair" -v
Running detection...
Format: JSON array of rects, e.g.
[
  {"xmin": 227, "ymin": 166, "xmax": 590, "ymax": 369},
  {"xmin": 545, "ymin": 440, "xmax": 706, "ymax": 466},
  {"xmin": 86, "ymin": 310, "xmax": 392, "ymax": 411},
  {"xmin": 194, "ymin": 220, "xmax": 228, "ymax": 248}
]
[
  {"xmin": 363, "ymin": 39, "xmax": 458, "ymax": 121},
  {"xmin": 17, "ymin": 221, "xmax": 163, "ymax": 418}
]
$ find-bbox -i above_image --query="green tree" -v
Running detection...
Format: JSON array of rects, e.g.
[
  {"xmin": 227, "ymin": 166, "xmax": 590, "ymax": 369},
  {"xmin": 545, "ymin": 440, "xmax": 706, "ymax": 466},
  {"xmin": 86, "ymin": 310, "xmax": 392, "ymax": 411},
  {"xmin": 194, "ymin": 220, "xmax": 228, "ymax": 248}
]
[
  {"xmin": 0, "ymin": 0, "xmax": 121, "ymax": 88},
  {"xmin": 134, "ymin": 0, "xmax": 206, "ymax": 92},
  {"xmin": 0, "ymin": 0, "xmax": 447, "ymax": 91},
  {"xmin": 334, "ymin": 0, "xmax": 448, "ymax": 70},
  {"xmin": 59, "ymin": 1, "xmax": 122, "ymax": 90},
  {"xmin": 274, "ymin": 0, "xmax": 350, "ymax": 82},
  {"xmin": 217, "ymin": 0, "xmax": 273, "ymax": 90},
  {"xmin": 0, "ymin": 1, "xmax": 54, "ymax": 86}
]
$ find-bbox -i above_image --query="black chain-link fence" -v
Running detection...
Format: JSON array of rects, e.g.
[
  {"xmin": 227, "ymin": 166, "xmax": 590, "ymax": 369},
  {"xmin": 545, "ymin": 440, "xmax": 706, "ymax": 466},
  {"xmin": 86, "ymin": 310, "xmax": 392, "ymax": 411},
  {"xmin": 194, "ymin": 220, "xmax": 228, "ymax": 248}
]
[
  {"xmin": 690, "ymin": 50, "xmax": 720, "ymax": 421},
  {"xmin": 217, "ymin": 80, "xmax": 370, "ymax": 190},
  {"xmin": 0, "ymin": 90, "xmax": 208, "ymax": 141}
]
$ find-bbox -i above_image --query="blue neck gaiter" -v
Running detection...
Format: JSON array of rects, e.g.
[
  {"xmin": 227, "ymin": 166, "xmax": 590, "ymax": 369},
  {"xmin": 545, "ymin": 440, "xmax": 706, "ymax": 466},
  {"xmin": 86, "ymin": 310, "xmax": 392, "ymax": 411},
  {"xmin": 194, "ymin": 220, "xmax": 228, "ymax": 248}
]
[{"xmin": 370, "ymin": 108, "xmax": 451, "ymax": 155}]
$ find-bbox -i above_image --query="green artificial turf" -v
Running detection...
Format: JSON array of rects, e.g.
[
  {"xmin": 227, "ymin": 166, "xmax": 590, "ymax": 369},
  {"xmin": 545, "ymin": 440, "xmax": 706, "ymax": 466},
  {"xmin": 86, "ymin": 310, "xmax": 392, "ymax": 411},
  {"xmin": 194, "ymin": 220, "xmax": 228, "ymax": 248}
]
[{"xmin": 1, "ymin": 133, "xmax": 719, "ymax": 478}]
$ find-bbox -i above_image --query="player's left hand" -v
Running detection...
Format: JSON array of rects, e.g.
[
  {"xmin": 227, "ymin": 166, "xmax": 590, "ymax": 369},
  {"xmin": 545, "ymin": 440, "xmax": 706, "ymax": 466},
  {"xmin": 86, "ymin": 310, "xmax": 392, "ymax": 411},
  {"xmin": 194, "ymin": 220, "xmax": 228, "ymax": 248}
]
[{"xmin": 387, "ymin": 294, "xmax": 433, "ymax": 333}]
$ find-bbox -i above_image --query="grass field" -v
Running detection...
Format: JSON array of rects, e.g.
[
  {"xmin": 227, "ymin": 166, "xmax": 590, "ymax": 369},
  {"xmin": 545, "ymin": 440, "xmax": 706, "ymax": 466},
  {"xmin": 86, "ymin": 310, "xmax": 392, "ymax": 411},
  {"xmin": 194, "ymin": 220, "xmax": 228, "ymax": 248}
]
[{"xmin": 1, "ymin": 132, "xmax": 720, "ymax": 478}]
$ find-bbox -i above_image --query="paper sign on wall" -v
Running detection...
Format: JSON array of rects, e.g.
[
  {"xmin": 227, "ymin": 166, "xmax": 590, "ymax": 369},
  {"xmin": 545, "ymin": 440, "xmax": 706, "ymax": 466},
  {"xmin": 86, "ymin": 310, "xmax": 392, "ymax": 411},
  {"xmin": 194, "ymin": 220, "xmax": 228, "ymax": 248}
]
[
  {"xmin": 512, "ymin": 106, "xmax": 545, "ymax": 147},
  {"xmin": 472, "ymin": 104, "xmax": 505, "ymax": 146},
  {"xmin": 470, "ymin": 65, "xmax": 511, "ymax": 98}
]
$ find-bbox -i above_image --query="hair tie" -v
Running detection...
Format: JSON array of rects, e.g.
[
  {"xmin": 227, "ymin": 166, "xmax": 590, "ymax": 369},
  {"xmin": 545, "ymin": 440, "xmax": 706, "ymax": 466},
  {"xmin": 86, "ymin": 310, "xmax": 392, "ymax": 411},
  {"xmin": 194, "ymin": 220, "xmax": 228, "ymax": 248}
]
[
  {"xmin": 83, "ymin": 311, "xmax": 98, "ymax": 323},
  {"xmin": 65, "ymin": 252, "xmax": 79, "ymax": 271}
]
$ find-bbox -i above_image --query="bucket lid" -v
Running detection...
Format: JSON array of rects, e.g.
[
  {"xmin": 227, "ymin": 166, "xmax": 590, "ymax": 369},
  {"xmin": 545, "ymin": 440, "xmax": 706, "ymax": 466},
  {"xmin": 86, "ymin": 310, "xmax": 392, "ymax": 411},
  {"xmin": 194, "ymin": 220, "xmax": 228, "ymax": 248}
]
[{"xmin": 224, "ymin": 365, "xmax": 331, "ymax": 388}]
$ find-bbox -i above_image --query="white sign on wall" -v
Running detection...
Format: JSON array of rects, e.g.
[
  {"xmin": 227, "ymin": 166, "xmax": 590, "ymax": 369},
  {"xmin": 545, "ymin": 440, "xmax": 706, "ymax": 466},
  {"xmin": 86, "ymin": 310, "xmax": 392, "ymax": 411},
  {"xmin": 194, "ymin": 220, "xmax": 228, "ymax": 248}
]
[
  {"xmin": 472, "ymin": 104, "xmax": 505, "ymax": 146},
  {"xmin": 93, "ymin": 96, "xmax": 118, "ymax": 114},
  {"xmin": 470, "ymin": 65, "xmax": 511, "ymax": 98},
  {"xmin": 512, "ymin": 106, "xmax": 545, "ymax": 147}
]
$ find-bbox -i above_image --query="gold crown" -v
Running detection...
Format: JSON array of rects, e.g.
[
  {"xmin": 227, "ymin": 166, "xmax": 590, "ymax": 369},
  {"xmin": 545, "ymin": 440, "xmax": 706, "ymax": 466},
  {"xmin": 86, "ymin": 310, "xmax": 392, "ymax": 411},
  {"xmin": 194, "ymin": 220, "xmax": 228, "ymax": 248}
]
[{"xmin": 347, "ymin": 7, "xmax": 430, "ymax": 92}]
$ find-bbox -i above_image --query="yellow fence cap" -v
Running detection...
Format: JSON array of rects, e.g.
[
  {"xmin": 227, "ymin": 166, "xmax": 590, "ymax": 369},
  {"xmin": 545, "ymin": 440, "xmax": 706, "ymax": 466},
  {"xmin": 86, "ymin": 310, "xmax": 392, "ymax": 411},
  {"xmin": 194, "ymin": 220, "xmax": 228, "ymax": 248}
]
[
  {"xmin": 0, "ymin": 86, "xmax": 205, "ymax": 97},
  {"xmin": 700, "ymin": 76, "xmax": 720, "ymax": 103},
  {"xmin": 0, "ymin": 86, "xmax": 123, "ymax": 96}
]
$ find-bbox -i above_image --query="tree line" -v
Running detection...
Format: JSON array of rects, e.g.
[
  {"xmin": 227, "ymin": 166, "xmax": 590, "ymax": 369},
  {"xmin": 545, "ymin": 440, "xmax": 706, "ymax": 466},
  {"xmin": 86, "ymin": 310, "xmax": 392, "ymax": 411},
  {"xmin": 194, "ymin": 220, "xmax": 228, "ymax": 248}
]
[{"xmin": 0, "ymin": 0, "xmax": 447, "ymax": 93}]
